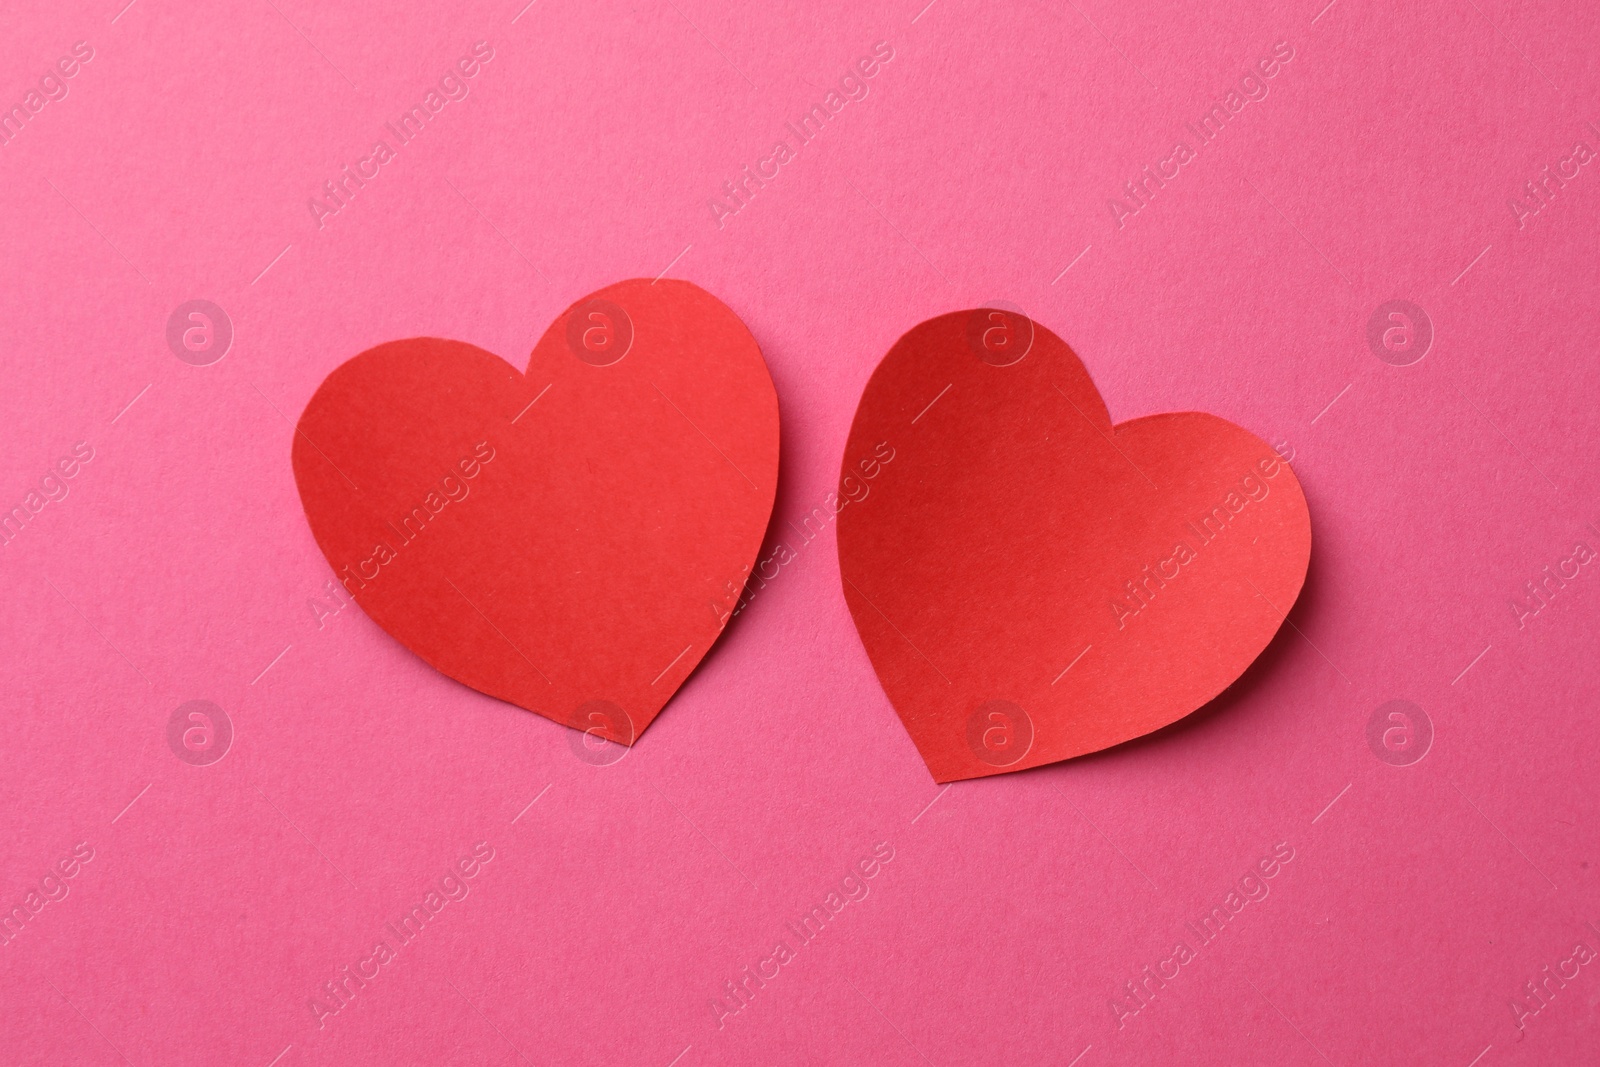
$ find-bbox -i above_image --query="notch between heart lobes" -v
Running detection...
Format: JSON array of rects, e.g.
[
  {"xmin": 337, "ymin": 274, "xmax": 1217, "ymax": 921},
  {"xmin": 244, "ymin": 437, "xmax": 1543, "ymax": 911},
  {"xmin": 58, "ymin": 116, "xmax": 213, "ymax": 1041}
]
[
  {"xmin": 292, "ymin": 279, "xmax": 780, "ymax": 744},
  {"xmin": 837, "ymin": 309, "xmax": 1311, "ymax": 782}
]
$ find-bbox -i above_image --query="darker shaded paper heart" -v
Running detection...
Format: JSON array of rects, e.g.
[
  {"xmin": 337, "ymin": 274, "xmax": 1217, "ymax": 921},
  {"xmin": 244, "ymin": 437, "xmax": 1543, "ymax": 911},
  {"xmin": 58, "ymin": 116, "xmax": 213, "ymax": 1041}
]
[
  {"xmin": 292, "ymin": 279, "xmax": 779, "ymax": 743},
  {"xmin": 837, "ymin": 309, "xmax": 1311, "ymax": 782}
]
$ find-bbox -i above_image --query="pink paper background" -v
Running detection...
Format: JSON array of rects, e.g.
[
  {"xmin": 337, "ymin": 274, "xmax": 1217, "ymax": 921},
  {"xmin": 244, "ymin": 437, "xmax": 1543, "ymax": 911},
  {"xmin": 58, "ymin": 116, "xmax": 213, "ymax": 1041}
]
[{"xmin": 3, "ymin": 0, "xmax": 1598, "ymax": 1063}]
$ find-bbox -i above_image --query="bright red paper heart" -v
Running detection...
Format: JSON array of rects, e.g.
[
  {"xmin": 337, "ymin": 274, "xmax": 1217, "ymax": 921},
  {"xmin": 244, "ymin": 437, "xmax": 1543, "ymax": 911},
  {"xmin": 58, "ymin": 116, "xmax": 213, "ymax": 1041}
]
[
  {"xmin": 837, "ymin": 310, "xmax": 1311, "ymax": 782},
  {"xmin": 292, "ymin": 279, "xmax": 778, "ymax": 744}
]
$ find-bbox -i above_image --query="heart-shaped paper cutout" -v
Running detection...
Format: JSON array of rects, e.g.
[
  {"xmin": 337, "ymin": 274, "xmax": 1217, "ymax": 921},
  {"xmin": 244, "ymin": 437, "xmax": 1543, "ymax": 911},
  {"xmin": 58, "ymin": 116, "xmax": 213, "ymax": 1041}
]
[
  {"xmin": 837, "ymin": 309, "xmax": 1310, "ymax": 781},
  {"xmin": 292, "ymin": 279, "xmax": 778, "ymax": 744}
]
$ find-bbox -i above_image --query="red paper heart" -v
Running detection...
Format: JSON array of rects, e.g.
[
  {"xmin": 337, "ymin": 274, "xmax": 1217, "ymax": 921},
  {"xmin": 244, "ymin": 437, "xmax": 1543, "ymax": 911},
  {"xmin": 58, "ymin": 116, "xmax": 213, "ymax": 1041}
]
[
  {"xmin": 837, "ymin": 310, "xmax": 1311, "ymax": 782},
  {"xmin": 292, "ymin": 279, "xmax": 778, "ymax": 744}
]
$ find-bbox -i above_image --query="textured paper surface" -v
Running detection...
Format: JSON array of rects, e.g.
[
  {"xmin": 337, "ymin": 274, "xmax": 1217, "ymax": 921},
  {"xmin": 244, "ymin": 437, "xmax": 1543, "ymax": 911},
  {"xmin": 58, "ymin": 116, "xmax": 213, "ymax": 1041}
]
[
  {"xmin": 838, "ymin": 309, "xmax": 1311, "ymax": 781},
  {"xmin": 4, "ymin": 1, "xmax": 1600, "ymax": 1065},
  {"xmin": 292, "ymin": 279, "xmax": 778, "ymax": 744}
]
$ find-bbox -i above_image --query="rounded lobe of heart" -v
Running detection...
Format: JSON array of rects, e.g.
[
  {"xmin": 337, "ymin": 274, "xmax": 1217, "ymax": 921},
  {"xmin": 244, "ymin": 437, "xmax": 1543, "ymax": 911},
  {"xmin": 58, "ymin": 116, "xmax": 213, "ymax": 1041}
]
[
  {"xmin": 837, "ymin": 311, "xmax": 1311, "ymax": 782},
  {"xmin": 292, "ymin": 279, "xmax": 778, "ymax": 742}
]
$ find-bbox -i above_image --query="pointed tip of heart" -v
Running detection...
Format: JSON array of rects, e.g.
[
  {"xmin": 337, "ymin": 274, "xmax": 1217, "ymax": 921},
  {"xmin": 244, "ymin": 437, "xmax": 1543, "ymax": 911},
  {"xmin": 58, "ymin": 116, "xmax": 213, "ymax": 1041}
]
[{"xmin": 293, "ymin": 281, "xmax": 779, "ymax": 752}]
